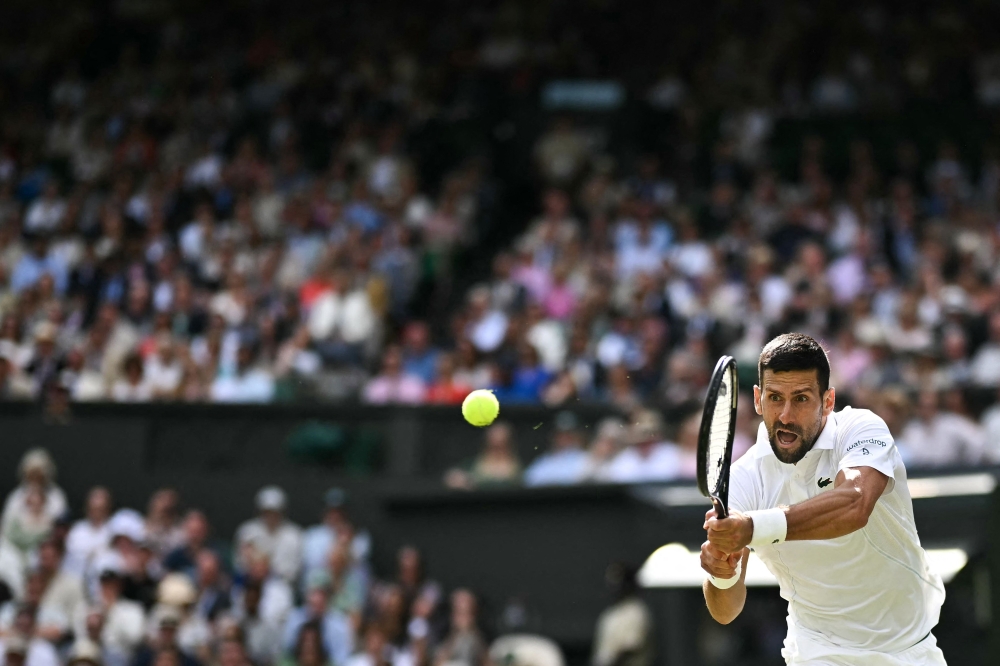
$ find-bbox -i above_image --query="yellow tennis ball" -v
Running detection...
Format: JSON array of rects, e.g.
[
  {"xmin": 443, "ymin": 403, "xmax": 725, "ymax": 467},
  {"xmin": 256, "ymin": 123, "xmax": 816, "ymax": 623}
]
[{"xmin": 462, "ymin": 389, "xmax": 500, "ymax": 427}]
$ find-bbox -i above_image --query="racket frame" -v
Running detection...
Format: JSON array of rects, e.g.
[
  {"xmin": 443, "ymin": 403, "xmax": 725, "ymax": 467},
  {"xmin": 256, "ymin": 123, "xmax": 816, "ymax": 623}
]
[{"xmin": 697, "ymin": 355, "xmax": 739, "ymax": 518}]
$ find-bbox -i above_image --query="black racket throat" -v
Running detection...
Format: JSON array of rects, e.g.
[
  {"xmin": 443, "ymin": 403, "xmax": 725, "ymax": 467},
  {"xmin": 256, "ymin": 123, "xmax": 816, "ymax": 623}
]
[{"xmin": 697, "ymin": 356, "xmax": 738, "ymax": 518}]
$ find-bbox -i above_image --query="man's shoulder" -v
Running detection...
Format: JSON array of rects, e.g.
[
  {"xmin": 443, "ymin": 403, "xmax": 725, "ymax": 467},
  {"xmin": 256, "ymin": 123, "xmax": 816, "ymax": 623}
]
[{"xmin": 834, "ymin": 406, "xmax": 891, "ymax": 444}]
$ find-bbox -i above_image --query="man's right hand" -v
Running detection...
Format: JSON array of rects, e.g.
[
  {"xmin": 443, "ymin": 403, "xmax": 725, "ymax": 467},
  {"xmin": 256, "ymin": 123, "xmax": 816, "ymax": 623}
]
[{"xmin": 700, "ymin": 541, "xmax": 743, "ymax": 580}]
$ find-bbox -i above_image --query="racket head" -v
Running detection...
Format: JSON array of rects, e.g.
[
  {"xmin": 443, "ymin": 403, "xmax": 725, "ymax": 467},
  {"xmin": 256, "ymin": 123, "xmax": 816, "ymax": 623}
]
[{"xmin": 696, "ymin": 355, "xmax": 739, "ymax": 517}]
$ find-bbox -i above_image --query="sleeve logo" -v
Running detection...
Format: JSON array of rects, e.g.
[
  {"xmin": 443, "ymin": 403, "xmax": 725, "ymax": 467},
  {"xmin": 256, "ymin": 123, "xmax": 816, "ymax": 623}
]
[{"xmin": 846, "ymin": 438, "xmax": 886, "ymax": 454}]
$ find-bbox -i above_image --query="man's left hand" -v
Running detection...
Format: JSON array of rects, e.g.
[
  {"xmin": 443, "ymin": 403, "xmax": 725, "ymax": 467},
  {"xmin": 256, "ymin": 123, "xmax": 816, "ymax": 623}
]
[{"xmin": 704, "ymin": 508, "xmax": 754, "ymax": 554}]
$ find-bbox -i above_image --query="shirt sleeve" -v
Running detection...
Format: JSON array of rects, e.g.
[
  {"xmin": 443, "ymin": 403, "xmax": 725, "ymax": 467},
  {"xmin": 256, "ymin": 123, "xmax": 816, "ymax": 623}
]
[{"xmin": 836, "ymin": 411, "xmax": 896, "ymax": 485}]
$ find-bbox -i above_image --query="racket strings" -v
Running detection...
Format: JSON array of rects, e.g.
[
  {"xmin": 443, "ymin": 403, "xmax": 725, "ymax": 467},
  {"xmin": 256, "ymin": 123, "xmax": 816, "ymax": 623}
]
[{"xmin": 705, "ymin": 369, "xmax": 733, "ymax": 492}]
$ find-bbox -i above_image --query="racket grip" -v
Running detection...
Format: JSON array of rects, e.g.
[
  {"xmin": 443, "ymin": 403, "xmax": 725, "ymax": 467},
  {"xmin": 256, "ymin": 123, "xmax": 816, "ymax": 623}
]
[{"xmin": 712, "ymin": 497, "xmax": 728, "ymax": 519}]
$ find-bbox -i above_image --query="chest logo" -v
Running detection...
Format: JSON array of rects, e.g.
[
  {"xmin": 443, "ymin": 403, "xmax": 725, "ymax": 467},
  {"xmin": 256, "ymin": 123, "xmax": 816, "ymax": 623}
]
[{"xmin": 817, "ymin": 477, "xmax": 833, "ymax": 488}]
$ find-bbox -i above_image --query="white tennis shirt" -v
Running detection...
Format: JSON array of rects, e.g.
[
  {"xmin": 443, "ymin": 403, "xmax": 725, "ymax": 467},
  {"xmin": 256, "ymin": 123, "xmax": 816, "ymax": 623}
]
[{"xmin": 730, "ymin": 406, "xmax": 945, "ymax": 658}]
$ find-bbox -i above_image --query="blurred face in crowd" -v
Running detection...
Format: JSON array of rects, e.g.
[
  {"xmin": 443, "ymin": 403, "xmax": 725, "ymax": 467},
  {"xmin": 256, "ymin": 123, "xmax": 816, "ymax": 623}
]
[
  {"xmin": 218, "ymin": 640, "xmax": 247, "ymax": 666},
  {"xmin": 99, "ymin": 573, "xmax": 123, "ymax": 603},
  {"xmin": 196, "ymin": 550, "xmax": 220, "ymax": 587},
  {"xmin": 450, "ymin": 589, "xmax": 477, "ymax": 632},
  {"xmin": 306, "ymin": 588, "xmax": 328, "ymax": 616},
  {"xmin": 398, "ymin": 546, "xmax": 422, "ymax": 587},
  {"xmin": 37, "ymin": 541, "xmax": 61, "ymax": 573},
  {"xmin": 917, "ymin": 390, "xmax": 938, "ymax": 420},
  {"xmin": 24, "ymin": 485, "xmax": 45, "ymax": 517},
  {"xmin": 754, "ymin": 369, "xmax": 834, "ymax": 465},
  {"xmin": 149, "ymin": 489, "xmax": 179, "ymax": 524},
  {"xmin": 86, "ymin": 487, "xmax": 112, "ymax": 525},
  {"xmin": 183, "ymin": 511, "xmax": 209, "ymax": 548},
  {"xmin": 677, "ymin": 412, "xmax": 701, "ymax": 453},
  {"xmin": 484, "ymin": 423, "xmax": 512, "ymax": 457}
]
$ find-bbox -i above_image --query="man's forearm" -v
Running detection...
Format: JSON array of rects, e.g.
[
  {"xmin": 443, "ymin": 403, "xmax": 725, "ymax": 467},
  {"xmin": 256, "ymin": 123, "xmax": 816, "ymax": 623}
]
[
  {"xmin": 703, "ymin": 548, "xmax": 748, "ymax": 624},
  {"xmin": 783, "ymin": 471, "xmax": 886, "ymax": 541}
]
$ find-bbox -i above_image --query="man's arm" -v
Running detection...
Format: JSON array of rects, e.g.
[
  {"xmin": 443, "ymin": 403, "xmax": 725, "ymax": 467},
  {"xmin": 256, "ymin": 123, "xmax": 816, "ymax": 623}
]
[
  {"xmin": 701, "ymin": 543, "xmax": 749, "ymax": 624},
  {"xmin": 705, "ymin": 466, "xmax": 889, "ymax": 554}
]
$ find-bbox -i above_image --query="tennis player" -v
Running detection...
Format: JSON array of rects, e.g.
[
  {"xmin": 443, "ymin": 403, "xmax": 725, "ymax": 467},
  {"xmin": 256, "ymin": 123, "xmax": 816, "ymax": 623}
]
[{"xmin": 701, "ymin": 332, "xmax": 947, "ymax": 665}]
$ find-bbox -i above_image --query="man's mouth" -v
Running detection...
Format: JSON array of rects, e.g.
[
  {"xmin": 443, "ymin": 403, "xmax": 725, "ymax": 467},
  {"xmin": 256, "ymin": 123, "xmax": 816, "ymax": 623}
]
[{"xmin": 775, "ymin": 429, "xmax": 799, "ymax": 448}]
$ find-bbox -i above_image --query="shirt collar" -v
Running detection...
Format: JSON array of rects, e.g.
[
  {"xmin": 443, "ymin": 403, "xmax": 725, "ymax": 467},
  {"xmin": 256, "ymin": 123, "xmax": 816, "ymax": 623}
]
[{"xmin": 751, "ymin": 411, "xmax": 838, "ymax": 460}]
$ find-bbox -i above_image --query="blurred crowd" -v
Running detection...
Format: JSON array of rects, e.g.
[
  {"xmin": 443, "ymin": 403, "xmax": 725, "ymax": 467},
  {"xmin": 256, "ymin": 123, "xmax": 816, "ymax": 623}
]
[
  {"xmin": 1, "ymin": 2, "xmax": 1000, "ymax": 471},
  {"xmin": 0, "ymin": 448, "xmax": 636, "ymax": 666}
]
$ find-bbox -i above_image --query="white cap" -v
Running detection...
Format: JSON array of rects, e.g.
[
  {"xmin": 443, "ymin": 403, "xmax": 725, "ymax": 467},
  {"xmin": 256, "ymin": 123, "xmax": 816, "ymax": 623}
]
[
  {"xmin": 108, "ymin": 509, "xmax": 147, "ymax": 543},
  {"xmin": 255, "ymin": 486, "xmax": 286, "ymax": 512},
  {"xmin": 94, "ymin": 550, "xmax": 126, "ymax": 578}
]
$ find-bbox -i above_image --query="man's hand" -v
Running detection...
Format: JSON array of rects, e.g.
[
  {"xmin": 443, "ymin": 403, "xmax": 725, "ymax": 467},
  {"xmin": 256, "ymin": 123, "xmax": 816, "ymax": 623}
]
[
  {"xmin": 700, "ymin": 541, "xmax": 743, "ymax": 579},
  {"xmin": 704, "ymin": 508, "xmax": 754, "ymax": 555}
]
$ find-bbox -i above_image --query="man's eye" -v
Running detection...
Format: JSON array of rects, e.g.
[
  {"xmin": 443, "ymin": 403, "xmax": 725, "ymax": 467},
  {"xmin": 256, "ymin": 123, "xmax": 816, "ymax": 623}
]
[
  {"xmin": 770, "ymin": 395, "xmax": 781, "ymax": 401},
  {"xmin": 796, "ymin": 395, "xmax": 808, "ymax": 402}
]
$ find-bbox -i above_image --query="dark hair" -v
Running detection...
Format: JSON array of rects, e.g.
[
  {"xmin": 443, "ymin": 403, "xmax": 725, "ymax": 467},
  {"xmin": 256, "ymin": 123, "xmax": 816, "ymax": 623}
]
[{"xmin": 758, "ymin": 333, "xmax": 830, "ymax": 393}]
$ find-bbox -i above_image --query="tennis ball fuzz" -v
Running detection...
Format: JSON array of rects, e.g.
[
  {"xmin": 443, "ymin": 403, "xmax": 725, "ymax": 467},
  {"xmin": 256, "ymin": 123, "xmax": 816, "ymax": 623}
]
[{"xmin": 462, "ymin": 389, "xmax": 500, "ymax": 427}]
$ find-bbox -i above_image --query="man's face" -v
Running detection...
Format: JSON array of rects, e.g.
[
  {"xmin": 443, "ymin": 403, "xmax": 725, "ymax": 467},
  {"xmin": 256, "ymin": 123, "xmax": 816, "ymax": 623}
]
[{"xmin": 754, "ymin": 369, "xmax": 834, "ymax": 465}]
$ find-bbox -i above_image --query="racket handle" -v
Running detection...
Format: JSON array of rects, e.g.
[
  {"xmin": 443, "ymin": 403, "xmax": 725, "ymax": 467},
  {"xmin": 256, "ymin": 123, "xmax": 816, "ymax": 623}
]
[{"xmin": 712, "ymin": 496, "xmax": 728, "ymax": 519}]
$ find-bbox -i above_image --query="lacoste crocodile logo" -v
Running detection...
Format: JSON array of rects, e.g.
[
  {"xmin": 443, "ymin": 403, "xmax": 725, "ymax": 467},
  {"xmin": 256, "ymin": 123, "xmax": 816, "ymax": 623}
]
[{"xmin": 817, "ymin": 477, "xmax": 833, "ymax": 488}]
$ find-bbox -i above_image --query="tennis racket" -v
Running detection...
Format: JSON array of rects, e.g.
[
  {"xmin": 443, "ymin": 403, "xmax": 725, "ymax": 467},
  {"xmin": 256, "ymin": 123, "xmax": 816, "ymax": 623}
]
[{"xmin": 697, "ymin": 355, "xmax": 739, "ymax": 519}]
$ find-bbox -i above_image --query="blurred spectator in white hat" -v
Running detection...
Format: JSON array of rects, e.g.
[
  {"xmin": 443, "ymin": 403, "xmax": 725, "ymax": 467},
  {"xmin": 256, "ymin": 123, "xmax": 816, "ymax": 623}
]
[
  {"xmin": 77, "ymin": 552, "xmax": 145, "ymax": 666},
  {"xmin": 601, "ymin": 410, "xmax": 682, "ymax": 483},
  {"xmin": 1, "ymin": 483, "xmax": 54, "ymax": 573},
  {"xmin": 86, "ymin": 509, "xmax": 146, "ymax": 603},
  {"xmin": 523, "ymin": 412, "xmax": 590, "ymax": 487},
  {"xmin": 146, "ymin": 574, "xmax": 210, "ymax": 664},
  {"xmin": 64, "ymin": 487, "xmax": 113, "ymax": 577},
  {"xmin": 234, "ymin": 487, "xmax": 303, "ymax": 583},
  {"xmin": 2, "ymin": 450, "xmax": 67, "ymax": 529}
]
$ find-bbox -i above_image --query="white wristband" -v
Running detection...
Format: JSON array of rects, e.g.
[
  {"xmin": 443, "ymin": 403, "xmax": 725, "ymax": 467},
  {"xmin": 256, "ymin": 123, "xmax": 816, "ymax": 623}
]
[
  {"xmin": 747, "ymin": 508, "xmax": 787, "ymax": 547},
  {"xmin": 708, "ymin": 558, "xmax": 742, "ymax": 589}
]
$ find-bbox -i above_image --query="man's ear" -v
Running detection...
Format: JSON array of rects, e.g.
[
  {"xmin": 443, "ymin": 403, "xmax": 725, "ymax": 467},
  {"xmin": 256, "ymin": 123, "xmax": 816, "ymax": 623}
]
[
  {"xmin": 753, "ymin": 385, "xmax": 763, "ymax": 415},
  {"xmin": 823, "ymin": 387, "xmax": 836, "ymax": 416}
]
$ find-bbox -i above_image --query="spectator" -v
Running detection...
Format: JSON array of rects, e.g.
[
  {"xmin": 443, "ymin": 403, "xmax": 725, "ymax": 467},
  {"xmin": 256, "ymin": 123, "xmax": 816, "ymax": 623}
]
[
  {"xmin": 148, "ymin": 574, "xmax": 211, "ymax": 664},
  {"xmin": 162, "ymin": 512, "xmax": 213, "ymax": 578},
  {"xmin": 145, "ymin": 337, "xmax": 184, "ymax": 400},
  {"xmin": 392, "ymin": 546, "xmax": 442, "ymax": 634},
  {"xmin": 64, "ymin": 487, "xmax": 113, "ymax": 577},
  {"xmin": 191, "ymin": 550, "xmax": 230, "ymax": 624},
  {"xmin": 400, "ymin": 322, "xmax": 438, "ymax": 386},
  {"xmin": 361, "ymin": 346, "xmax": 426, "ymax": 405},
  {"xmin": 282, "ymin": 579, "xmax": 353, "ymax": 666},
  {"xmin": 601, "ymin": 411, "xmax": 682, "ymax": 483},
  {"xmin": 591, "ymin": 563, "xmax": 652, "ymax": 666},
  {"xmin": 210, "ymin": 344, "xmax": 275, "ymax": 404},
  {"xmin": 231, "ymin": 553, "xmax": 293, "ymax": 630},
  {"xmin": 582, "ymin": 418, "xmax": 627, "ymax": 481},
  {"xmin": 326, "ymin": 540, "xmax": 367, "ymax": 625},
  {"xmin": 83, "ymin": 554, "xmax": 146, "ymax": 666},
  {"xmin": 35, "ymin": 539, "xmax": 86, "ymax": 643},
  {"xmin": 111, "ymin": 354, "xmax": 152, "ymax": 402},
  {"xmin": 982, "ymin": 388, "xmax": 1000, "ymax": 462},
  {"xmin": 424, "ymin": 355, "xmax": 471, "ymax": 405},
  {"xmin": 130, "ymin": 609, "xmax": 198, "ymax": 666},
  {"xmin": 345, "ymin": 623, "xmax": 413, "ymax": 666},
  {"xmin": 432, "ymin": 590, "xmax": 485, "ymax": 666},
  {"xmin": 234, "ymin": 488, "xmax": 303, "ymax": 584},
  {"xmin": 280, "ymin": 622, "xmax": 332, "ymax": 666},
  {"xmin": 523, "ymin": 412, "xmax": 590, "ymax": 486},
  {"xmin": 897, "ymin": 389, "xmax": 985, "ymax": 467},
  {"xmin": 301, "ymin": 489, "xmax": 371, "ymax": 596},
  {"xmin": 144, "ymin": 490, "xmax": 184, "ymax": 559},
  {"xmin": 443, "ymin": 422, "xmax": 522, "ymax": 489},
  {"xmin": 1, "ymin": 484, "xmax": 54, "ymax": 569},
  {"xmin": 1, "ymin": 608, "xmax": 59, "ymax": 666},
  {"xmin": 2, "ymin": 450, "xmax": 67, "ymax": 528},
  {"xmin": 225, "ymin": 581, "xmax": 283, "ymax": 666},
  {"xmin": 971, "ymin": 309, "xmax": 1000, "ymax": 387}
]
